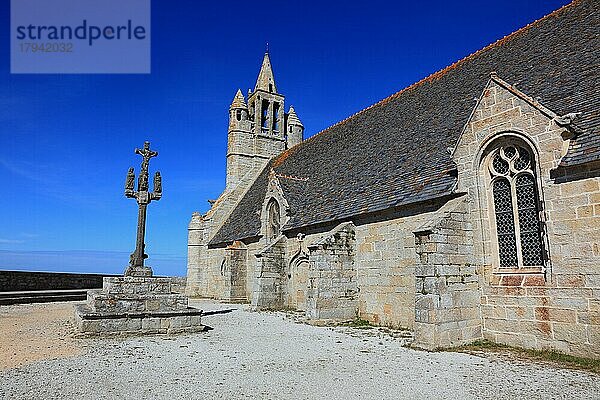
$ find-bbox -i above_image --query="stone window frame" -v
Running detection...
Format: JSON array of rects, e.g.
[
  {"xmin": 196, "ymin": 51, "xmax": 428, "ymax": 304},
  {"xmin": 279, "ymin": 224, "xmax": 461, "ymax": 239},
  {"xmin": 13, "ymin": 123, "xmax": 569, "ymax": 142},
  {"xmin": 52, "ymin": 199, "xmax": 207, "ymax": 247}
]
[
  {"xmin": 260, "ymin": 173, "xmax": 291, "ymax": 243},
  {"xmin": 260, "ymin": 195, "xmax": 287, "ymax": 243},
  {"xmin": 479, "ymin": 132, "xmax": 549, "ymax": 274},
  {"xmin": 266, "ymin": 198, "xmax": 281, "ymax": 240}
]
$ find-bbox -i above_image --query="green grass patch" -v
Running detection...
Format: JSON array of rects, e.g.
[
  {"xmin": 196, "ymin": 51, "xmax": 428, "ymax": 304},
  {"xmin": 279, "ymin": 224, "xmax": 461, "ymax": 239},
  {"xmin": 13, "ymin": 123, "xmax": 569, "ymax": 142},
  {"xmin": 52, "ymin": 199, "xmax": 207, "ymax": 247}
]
[
  {"xmin": 340, "ymin": 318, "xmax": 374, "ymax": 329},
  {"xmin": 449, "ymin": 339, "xmax": 600, "ymax": 374}
]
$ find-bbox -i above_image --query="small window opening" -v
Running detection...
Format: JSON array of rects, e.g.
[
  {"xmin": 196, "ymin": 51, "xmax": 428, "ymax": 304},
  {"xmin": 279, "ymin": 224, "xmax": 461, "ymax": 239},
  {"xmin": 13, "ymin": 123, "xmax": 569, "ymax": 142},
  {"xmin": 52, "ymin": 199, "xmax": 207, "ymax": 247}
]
[
  {"xmin": 249, "ymin": 101, "xmax": 255, "ymax": 121},
  {"xmin": 273, "ymin": 103, "xmax": 280, "ymax": 132},
  {"xmin": 261, "ymin": 100, "xmax": 270, "ymax": 132}
]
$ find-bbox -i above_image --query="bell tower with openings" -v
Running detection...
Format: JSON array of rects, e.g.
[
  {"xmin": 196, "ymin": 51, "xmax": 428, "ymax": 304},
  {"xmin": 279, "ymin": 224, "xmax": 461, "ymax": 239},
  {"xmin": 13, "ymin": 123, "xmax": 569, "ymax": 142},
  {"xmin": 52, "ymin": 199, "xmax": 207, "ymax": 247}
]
[{"xmin": 225, "ymin": 51, "xmax": 304, "ymax": 191}]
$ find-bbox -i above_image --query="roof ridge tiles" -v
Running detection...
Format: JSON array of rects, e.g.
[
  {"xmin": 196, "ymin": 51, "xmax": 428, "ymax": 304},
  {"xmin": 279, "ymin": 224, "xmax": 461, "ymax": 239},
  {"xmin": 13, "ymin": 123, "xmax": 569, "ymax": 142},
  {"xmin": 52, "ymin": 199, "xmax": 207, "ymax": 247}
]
[{"xmin": 274, "ymin": 173, "xmax": 309, "ymax": 182}]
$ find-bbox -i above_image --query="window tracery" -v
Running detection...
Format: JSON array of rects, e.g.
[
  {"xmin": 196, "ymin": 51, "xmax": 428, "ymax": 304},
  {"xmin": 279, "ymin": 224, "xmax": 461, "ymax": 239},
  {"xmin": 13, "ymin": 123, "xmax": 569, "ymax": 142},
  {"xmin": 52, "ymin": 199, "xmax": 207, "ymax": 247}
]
[{"xmin": 488, "ymin": 144, "xmax": 545, "ymax": 269}]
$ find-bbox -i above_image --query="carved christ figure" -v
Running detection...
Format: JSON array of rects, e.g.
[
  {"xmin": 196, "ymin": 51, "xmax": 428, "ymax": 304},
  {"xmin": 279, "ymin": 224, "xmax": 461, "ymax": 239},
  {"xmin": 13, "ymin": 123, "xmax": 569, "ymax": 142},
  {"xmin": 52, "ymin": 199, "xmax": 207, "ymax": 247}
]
[
  {"xmin": 135, "ymin": 141, "xmax": 158, "ymax": 175},
  {"xmin": 135, "ymin": 141, "xmax": 158, "ymax": 192}
]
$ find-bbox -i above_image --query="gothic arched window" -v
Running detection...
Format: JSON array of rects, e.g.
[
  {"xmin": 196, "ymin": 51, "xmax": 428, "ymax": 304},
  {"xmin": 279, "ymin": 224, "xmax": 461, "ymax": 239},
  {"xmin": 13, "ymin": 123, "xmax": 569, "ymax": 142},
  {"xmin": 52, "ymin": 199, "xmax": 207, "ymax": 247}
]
[
  {"xmin": 266, "ymin": 198, "xmax": 281, "ymax": 241},
  {"xmin": 488, "ymin": 143, "xmax": 545, "ymax": 269}
]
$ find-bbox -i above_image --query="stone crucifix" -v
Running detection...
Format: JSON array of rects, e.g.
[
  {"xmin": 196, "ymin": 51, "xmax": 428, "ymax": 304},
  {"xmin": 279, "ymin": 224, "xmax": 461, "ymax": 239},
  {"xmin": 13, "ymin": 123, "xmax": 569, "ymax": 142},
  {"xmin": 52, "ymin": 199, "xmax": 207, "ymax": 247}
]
[{"xmin": 124, "ymin": 141, "xmax": 162, "ymax": 277}]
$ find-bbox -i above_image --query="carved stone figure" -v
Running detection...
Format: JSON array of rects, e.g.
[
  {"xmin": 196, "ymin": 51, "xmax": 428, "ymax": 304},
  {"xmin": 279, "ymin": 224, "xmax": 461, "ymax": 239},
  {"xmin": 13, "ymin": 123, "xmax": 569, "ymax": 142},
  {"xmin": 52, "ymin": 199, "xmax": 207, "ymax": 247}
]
[
  {"xmin": 154, "ymin": 171, "xmax": 162, "ymax": 194},
  {"xmin": 134, "ymin": 141, "xmax": 158, "ymax": 192},
  {"xmin": 125, "ymin": 167, "xmax": 135, "ymax": 192},
  {"xmin": 124, "ymin": 141, "xmax": 162, "ymax": 277}
]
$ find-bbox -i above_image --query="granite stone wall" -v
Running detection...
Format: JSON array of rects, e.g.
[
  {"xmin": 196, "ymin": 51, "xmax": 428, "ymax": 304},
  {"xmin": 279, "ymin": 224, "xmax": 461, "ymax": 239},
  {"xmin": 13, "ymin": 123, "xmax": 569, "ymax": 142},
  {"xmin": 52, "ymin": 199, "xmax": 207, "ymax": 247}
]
[
  {"xmin": 353, "ymin": 200, "xmax": 458, "ymax": 330},
  {"xmin": 187, "ymin": 139, "xmax": 279, "ymax": 298},
  {"xmin": 354, "ymin": 216, "xmax": 418, "ymax": 329},
  {"xmin": 0, "ymin": 270, "xmax": 117, "ymax": 292},
  {"xmin": 223, "ymin": 241, "xmax": 249, "ymax": 302},
  {"xmin": 252, "ymin": 236, "xmax": 287, "ymax": 309},
  {"xmin": 453, "ymin": 76, "xmax": 600, "ymax": 357},
  {"xmin": 169, "ymin": 276, "xmax": 187, "ymax": 294},
  {"xmin": 305, "ymin": 223, "xmax": 358, "ymax": 320},
  {"xmin": 413, "ymin": 198, "xmax": 482, "ymax": 349}
]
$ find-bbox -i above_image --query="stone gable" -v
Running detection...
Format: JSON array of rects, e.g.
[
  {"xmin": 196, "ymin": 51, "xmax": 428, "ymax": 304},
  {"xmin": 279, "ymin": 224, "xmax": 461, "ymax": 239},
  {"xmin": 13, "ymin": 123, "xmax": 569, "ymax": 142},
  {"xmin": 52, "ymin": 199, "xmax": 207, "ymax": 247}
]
[{"xmin": 453, "ymin": 76, "xmax": 600, "ymax": 357}]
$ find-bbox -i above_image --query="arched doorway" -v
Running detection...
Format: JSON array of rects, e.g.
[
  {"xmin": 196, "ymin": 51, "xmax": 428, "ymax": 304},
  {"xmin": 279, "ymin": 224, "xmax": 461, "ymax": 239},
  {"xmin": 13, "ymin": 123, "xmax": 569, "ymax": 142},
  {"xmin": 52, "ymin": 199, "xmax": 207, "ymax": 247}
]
[{"xmin": 287, "ymin": 254, "xmax": 309, "ymax": 310}]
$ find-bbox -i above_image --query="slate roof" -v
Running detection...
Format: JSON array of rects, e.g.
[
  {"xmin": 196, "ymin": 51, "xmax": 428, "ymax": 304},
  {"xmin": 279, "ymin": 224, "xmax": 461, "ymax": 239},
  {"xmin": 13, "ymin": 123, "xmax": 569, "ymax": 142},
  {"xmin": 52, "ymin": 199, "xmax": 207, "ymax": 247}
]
[{"xmin": 209, "ymin": 0, "xmax": 599, "ymax": 246}]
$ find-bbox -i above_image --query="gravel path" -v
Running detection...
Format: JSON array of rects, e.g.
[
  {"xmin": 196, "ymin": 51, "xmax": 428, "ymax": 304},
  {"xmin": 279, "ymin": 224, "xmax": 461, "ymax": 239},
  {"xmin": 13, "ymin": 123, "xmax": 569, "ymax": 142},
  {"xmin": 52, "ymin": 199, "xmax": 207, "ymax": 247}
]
[{"xmin": 0, "ymin": 300, "xmax": 598, "ymax": 399}]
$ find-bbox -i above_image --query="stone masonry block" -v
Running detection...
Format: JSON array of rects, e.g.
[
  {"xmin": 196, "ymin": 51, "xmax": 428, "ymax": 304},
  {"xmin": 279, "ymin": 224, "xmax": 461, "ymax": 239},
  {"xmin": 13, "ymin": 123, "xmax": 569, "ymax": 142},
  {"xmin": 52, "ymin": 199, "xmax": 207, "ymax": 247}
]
[
  {"xmin": 553, "ymin": 322, "xmax": 587, "ymax": 344},
  {"xmin": 141, "ymin": 318, "xmax": 161, "ymax": 331}
]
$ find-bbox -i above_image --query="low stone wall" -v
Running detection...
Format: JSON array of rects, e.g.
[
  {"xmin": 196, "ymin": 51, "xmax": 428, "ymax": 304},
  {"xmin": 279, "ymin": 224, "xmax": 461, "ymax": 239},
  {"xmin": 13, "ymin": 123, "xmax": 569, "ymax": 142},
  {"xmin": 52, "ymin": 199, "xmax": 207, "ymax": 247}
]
[
  {"xmin": 0, "ymin": 270, "xmax": 118, "ymax": 292},
  {"xmin": 0, "ymin": 271, "xmax": 187, "ymax": 293}
]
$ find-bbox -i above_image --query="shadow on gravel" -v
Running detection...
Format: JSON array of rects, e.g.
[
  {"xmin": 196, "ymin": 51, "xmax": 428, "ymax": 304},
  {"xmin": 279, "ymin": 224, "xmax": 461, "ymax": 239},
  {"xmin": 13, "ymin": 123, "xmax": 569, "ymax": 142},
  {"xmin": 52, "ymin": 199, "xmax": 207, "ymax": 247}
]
[{"xmin": 202, "ymin": 309, "xmax": 236, "ymax": 316}]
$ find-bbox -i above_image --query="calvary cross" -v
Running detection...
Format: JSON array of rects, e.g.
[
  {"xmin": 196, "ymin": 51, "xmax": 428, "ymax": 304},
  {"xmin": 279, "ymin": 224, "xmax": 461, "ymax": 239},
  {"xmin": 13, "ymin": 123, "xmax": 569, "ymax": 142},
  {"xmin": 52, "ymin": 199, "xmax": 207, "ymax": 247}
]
[{"xmin": 124, "ymin": 141, "xmax": 162, "ymax": 277}]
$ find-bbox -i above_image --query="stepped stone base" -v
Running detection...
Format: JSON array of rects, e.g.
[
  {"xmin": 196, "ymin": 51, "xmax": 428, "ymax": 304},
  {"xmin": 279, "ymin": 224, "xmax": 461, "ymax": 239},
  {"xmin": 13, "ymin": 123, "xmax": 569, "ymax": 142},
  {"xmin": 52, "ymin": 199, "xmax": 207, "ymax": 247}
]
[{"xmin": 74, "ymin": 276, "xmax": 205, "ymax": 336}]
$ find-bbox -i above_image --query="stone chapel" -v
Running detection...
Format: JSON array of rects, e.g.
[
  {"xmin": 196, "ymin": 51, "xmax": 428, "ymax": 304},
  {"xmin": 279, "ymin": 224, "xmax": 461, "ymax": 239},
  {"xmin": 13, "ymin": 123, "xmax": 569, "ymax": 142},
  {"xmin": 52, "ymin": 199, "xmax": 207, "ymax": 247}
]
[{"xmin": 187, "ymin": 0, "xmax": 600, "ymax": 357}]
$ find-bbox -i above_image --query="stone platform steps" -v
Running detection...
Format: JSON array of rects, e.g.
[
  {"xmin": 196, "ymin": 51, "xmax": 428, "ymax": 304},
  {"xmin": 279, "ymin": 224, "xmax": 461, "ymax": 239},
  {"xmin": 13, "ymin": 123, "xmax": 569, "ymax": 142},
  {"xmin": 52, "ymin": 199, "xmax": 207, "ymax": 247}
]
[
  {"xmin": 0, "ymin": 289, "xmax": 88, "ymax": 305},
  {"xmin": 75, "ymin": 303, "xmax": 204, "ymax": 336},
  {"xmin": 74, "ymin": 276, "xmax": 204, "ymax": 336}
]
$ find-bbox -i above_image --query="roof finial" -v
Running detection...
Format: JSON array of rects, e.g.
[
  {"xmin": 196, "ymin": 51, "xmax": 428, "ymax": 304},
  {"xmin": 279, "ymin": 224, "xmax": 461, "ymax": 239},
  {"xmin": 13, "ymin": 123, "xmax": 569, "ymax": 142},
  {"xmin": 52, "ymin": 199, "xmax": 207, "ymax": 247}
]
[{"xmin": 266, "ymin": 42, "xmax": 269, "ymax": 54}]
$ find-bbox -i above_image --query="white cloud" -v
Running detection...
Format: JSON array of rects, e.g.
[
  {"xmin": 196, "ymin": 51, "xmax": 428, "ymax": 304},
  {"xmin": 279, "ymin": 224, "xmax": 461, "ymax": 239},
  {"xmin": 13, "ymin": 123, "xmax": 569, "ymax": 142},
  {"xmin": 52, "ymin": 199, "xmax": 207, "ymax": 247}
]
[{"xmin": 0, "ymin": 238, "xmax": 25, "ymax": 244}]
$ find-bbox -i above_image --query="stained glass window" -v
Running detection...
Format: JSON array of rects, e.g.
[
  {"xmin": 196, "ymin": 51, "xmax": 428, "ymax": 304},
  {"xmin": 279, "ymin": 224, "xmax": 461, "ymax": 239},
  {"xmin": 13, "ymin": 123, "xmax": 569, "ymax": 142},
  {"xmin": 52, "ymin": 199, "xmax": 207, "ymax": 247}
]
[
  {"xmin": 493, "ymin": 178, "xmax": 518, "ymax": 267},
  {"xmin": 489, "ymin": 144, "xmax": 545, "ymax": 268}
]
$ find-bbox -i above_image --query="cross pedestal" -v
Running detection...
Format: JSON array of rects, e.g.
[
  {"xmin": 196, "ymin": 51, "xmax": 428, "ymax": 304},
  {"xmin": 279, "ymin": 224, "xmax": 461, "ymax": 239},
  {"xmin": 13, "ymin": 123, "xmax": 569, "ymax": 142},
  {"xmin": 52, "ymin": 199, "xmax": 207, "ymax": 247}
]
[{"xmin": 74, "ymin": 141, "xmax": 204, "ymax": 336}]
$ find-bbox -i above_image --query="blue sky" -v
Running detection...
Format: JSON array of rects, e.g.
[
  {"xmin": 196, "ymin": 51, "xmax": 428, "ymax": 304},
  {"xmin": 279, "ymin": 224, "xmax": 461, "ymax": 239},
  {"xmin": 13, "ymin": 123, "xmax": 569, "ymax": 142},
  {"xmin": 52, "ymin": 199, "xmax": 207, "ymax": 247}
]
[{"xmin": 0, "ymin": 0, "xmax": 570, "ymax": 276}]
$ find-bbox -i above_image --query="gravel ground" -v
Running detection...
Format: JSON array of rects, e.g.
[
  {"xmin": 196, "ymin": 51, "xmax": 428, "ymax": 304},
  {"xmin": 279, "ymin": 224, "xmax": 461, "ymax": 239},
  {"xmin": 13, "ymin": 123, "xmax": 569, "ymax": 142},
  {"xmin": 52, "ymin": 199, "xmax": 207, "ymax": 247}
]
[
  {"xmin": 0, "ymin": 302, "xmax": 81, "ymax": 370},
  {"xmin": 0, "ymin": 300, "xmax": 598, "ymax": 400}
]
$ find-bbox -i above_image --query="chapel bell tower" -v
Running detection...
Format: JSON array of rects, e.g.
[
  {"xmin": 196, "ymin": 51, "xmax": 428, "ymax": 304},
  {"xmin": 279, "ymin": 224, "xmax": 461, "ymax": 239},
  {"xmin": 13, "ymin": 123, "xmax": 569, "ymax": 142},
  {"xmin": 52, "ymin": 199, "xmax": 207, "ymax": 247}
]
[{"xmin": 225, "ymin": 51, "xmax": 304, "ymax": 191}]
